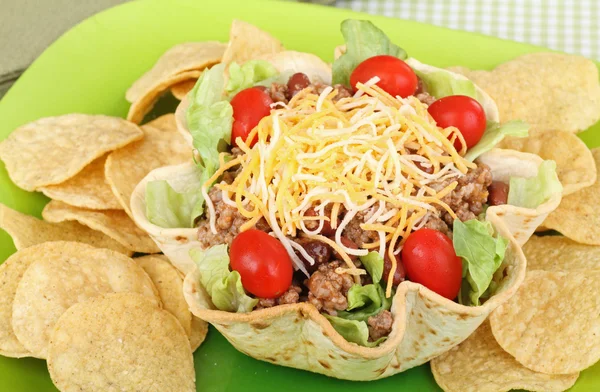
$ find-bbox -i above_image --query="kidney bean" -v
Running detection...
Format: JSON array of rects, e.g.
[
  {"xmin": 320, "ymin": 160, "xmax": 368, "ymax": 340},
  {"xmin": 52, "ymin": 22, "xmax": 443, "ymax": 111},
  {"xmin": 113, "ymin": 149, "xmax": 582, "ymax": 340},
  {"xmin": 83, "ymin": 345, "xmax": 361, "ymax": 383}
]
[
  {"xmin": 383, "ymin": 252, "xmax": 406, "ymax": 287},
  {"xmin": 304, "ymin": 207, "xmax": 335, "ymax": 236},
  {"xmin": 294, "ymin": 237, "xmax": 332, "ymax": 273},
  {"xmin": 331, "ymin": 236, "xmax": 359, "ymax": 262},
  {"xmin": 287, "ymin": 73, "xmax": 311, "ymax": 97},
  {"xmin": 488, "ymin": 181, "xmax": 509, "ymax": 206}
]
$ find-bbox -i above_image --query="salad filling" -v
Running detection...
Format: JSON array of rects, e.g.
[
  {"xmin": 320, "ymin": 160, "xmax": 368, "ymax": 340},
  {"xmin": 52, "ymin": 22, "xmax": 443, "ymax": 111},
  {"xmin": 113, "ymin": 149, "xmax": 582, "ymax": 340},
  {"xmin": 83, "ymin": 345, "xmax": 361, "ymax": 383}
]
[{"xmin": 146, "ymin": 20, "xmax": 562, "ymax": 346}]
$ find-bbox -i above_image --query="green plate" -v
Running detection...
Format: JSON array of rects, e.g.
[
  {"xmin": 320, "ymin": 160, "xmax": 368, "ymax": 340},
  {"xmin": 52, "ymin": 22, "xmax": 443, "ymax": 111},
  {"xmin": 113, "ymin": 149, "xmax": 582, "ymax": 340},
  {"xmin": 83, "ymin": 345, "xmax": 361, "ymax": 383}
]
[{"xmin": 0, "ymin": 0, "xmax": 598, "ymax": 390}]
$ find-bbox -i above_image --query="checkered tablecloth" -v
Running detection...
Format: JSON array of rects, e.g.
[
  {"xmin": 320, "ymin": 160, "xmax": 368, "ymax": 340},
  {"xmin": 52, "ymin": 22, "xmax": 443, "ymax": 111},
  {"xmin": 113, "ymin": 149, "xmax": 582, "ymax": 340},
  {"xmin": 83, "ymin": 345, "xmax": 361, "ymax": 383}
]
[{"xmin": 334, "ymin": 0, "xmax": 600, "ymax": 61}]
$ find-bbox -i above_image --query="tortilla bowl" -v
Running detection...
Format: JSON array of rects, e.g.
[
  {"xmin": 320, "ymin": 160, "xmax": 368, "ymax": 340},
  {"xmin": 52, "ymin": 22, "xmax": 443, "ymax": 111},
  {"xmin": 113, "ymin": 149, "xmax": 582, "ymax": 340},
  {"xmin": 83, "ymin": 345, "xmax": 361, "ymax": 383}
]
[{"xmin": 131, "ymin": 148, "xmax": 559, "ymax": 380}]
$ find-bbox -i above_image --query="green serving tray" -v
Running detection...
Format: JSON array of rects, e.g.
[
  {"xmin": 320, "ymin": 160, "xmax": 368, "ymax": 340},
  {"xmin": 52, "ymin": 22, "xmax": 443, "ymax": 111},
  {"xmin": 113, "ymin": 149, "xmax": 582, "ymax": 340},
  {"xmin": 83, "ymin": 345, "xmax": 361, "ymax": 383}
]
[{"xmin": 0, "ymin": 0, "xmax": 598, "ymax": 390}]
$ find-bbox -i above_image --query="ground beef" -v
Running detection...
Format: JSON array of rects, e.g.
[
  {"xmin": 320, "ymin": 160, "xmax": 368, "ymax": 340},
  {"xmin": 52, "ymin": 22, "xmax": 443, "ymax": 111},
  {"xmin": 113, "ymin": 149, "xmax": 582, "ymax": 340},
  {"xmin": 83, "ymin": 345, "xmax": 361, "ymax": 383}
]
[
  {"xmin": 343, "ymin": 211, "xmax": 380, "ymax": 246},
  {"xmin": 368, "ymin": 310, "xmax": 393, "ymax": 341},
  {"xmin": 414, "ymin": 78, "xmax": 436, "ymax": 106},
  {"xmin": 196, "ymin": 186, "xmax": 269, "ymax": 247},
  {"xmin": 435, "ymin": 163, "xmax": 493, "ymax": 225},
  {"xmin": 255, "ymin": 285, "xmax": 302, "ymax": 309},
  {"xmin": 269, "ymin": 81, "xmax": 352, "ymax": 105},
  {"xmin": 423, "ymin": 214, "xmax": 452, "ymax": 238},
  {"xmin": 305, "ymin": 261, "xmax": 354, "ymax": 315}
]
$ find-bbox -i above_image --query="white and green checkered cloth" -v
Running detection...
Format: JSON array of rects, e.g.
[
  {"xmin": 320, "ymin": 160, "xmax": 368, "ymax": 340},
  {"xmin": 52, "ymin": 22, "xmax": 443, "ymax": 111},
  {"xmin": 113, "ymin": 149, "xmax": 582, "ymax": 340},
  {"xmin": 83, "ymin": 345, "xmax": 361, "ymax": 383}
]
[{"xmin": 334, "ymin": 0, "xmax": 600, "ymax": 61}]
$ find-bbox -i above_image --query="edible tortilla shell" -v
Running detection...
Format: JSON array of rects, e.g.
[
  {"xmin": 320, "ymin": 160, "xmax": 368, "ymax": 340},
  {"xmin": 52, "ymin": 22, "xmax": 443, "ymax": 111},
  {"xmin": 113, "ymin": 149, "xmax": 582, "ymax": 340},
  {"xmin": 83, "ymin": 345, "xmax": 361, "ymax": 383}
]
[
  {"xmin": 42, "ymin": 200, "xmax": 160, "ymax": 254},
  {"xmin": 11, "ymin": 241, "xmax": 160, "ymax": 359},
  {"xmin": 131, "ymin": 162, "xmax": 202, "ymax": 274},
  {"xmin": 105, "ymin": 115, "xmax": 191, "ymax": 218},
  {"xmin": 448, "ymin": 53, "xmax": 600, "ymax": 133},
  {"xmin": 431, "ymin": 321, "xmax": 579, "ymax": 392},
  {"xmin": 541, "ymin": 148, "xmax": 600, "ymax": 244},
  {"xmin": 0, "ymin": 204, "xmax": 131, "ymax": 255},
  {"xmin": 37, "ymin": 154, "xmax": 122, "ymax": 210},
  {"xmin": 126, "ymin": 42, "xmax": 225, "ymax": 103},
  {"xmin": 499, "ymin": 129, "xmax": 596, "ymax": 196},
  {"xmin": 221, "ymin": 20, "xmax": 284, "ymax": 67},
  {"xmin": 0, "ymin": 114, "xmax": 143, "ymax": 191}
]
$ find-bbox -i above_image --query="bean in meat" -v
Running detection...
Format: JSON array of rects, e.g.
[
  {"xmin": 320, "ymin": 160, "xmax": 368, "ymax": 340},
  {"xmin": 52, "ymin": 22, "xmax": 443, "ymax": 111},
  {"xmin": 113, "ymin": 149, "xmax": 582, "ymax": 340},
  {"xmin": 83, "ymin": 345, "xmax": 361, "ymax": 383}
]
[
  {"xmin": 383, "ymin": 252, "xmax": 406, "ymax": 287},
  {"xmin": 294, "ymin": 237, "xmax": 332, "ymax": 273},
  {"xmin": 287, "ymin": 73, "xmax": 311, "ymax": 97},
  {"xmin": 488, "ymin": 181, "xmax": 509, "ymax": 206}
]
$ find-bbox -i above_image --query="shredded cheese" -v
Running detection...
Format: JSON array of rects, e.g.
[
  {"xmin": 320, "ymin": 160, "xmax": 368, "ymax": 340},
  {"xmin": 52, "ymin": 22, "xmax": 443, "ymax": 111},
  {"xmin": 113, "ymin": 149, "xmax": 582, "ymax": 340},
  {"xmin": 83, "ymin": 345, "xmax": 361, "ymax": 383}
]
[{"xmin": 202, "ymin": 84, "xmax": 475, "ymax": 295}]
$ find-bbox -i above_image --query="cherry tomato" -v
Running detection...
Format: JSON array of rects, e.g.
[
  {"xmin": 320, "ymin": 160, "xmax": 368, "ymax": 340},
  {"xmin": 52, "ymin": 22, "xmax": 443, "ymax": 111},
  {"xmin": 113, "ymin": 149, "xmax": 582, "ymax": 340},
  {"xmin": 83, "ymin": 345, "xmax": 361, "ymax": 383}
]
[
  {"xmin": 427, "ymin": 95, "xmax": 486, "ymax": 151},
  {"xmin": 230, "ymin": 229, "xmax": 293, "ymax": 298},
  {"xmin": 230, "ymin": 87, "xmax": 274, "ymax": 148},
  {"xmin": 350, "ymin": 55, "xmax": 418, "ymax": 98},
  {"xmin": 401, "ymin": 228, "xmax": 462, "ymax": 300}
]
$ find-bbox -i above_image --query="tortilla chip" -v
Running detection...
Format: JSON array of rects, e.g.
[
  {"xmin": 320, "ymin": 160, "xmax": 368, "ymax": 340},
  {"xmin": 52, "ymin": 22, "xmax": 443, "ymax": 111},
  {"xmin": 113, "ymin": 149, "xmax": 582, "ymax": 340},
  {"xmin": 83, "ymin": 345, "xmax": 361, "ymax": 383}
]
[
  {"xmin": 221, "ymin": 20, "xmax": 284, "ymax": 67},
  {"xmin": 189, "ymin": 316, "xmax": 208, "ymax": 352},
  {"xmin": 449, "ymin": 53, "xmax": 600, "ymax": 132},
  {"xmin": 105, "ymin": 115, "xmax": 191, "ymax": 218},
  {"xmin": 42, "ymin": 200, "xmax": 160, "ymax": 254},
  {"xmin": 431, "ymin": 321, "xmax": 579, "ymax": 392},
  {"xmin": 499, "ymin": 129, "xmax": 597, "ymax": 196},
  {"xmin": 0, "ymin": 249, "xmax": 37, "ymax": 358},
  {"xmin": 47, "ymin": 293, "xmax": 195, "ymax": 392},
  {"xmin": 37, "ymin": 155, "xmax": 122, "ymax": 210},
  {"xmin": 11, "ymin": 242, "xmax": 160, "ymax": 358},
  {"xmin": 523, "ymin": 235, "xmax": 600, "ymax": 271},
  {"xmin": 136, "ymin": 255, "xmax": 192, "ymax": 337},
  {"xmin": 0, "ymin": 114, "xmax": 143, "ymax": 191},
  {"xmin": 543, "ymin": 148, "xmax": 600, "ymax": 244},
  {"xmin": 0, "ymin": 204, "xmax": 131, "ymax": 255},
  {"xmin": 126, "ymin": 42, "xmax": 225, "ymax": 103},
  {"xmin": 127, "ymin": 70, "xmax": 201, "ymax": 124},
  {"xmin": 256, "ymin": 51, "xmax": 332, "ymax": 84},
  {"xmin": 490, "ymin": 269, "xmax": 600, "ymax": 374},
  {"xmin": 171, "ymin": 79, "xmax": 197, "ymax": 100}
]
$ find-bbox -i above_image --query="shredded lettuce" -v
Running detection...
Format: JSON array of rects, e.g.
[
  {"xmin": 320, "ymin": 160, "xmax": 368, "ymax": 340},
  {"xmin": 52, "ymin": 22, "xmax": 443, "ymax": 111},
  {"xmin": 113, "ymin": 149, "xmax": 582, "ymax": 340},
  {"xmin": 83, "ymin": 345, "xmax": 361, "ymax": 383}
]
[
  {"xmin": 324, "ymin": 315, "xmax": 385, "ymax": 347},
  {"xmin": 337, "ymin": 283, "xmax": 391, "ymax": 321},
  {"xmin": 332, "ymin": 19, "xmax": 407, "ymax": 86},
  {"xmin": 508, "ymin": 160, "xmax": 563, "ymax": 209},
  {"xmin": 187, "ymin": 63, "xmax": 234, "ymax": 178},
  {"xmin": 189, "ymin": 245, "xmax": 258, "ymax": 313},
  {"xmin": 453, "ymin": 219, "xmax": 508, "ymax": 306},
  {"xmin": 415, "ymin": 70, "xmax": 477, "ymax": 100},
  {"xmin": 359, "ymin": 251, "xmax": 384, "ymax": 284},
  {"xmin": 464, "ymin": 120, "xmax": 529, "ymax": 162},
  {"xmin": 225, "ymin": 60, "xmax": 279, "ymax": 97}
]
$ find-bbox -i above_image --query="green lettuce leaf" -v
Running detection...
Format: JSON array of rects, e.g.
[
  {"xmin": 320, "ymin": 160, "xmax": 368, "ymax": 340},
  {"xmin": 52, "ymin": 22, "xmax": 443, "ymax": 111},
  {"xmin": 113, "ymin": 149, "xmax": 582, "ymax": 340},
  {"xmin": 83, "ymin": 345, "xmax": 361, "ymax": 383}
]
[
  {"xmin": 225, "ymin": 60, "xmax": 279, "ymax": 97},
  {"xmin": 414, "ymin": 70, "xmax": 477, "ymax": 100},
  {"xmin": 508, "ymin": 160, "xmax": 563, "ymax": 209},
  {"xmin": 187, "ymin": 63, "xmax": 234, "ymax": 177},
  {"xmin": 190, "ymin": 245, "xmax": 258, "ymax": 313},
  {"xmin": 359, "ymin": 251, "xmax": 384, "ymax": 284},
  {"xmin": 337, "ymin": 283, "xmax": 392, "ymax": 321},
  {"xmin": 464, "ymin": 120, "xmax": 529, "ymax": 162},
  {"xmin": 332, "ymin": 19, "xmax": 407, "ymax": 86},
  {"xmin": 145, "ymin": 180, "xmax": 204, "ymax": 228},
  {"xmin": 324, "ymin": 315, "xmax": 385, "ymax": 347},
  {"xmin": 453, "ymin": 219, "xmax": 508, "ymax": 306}
]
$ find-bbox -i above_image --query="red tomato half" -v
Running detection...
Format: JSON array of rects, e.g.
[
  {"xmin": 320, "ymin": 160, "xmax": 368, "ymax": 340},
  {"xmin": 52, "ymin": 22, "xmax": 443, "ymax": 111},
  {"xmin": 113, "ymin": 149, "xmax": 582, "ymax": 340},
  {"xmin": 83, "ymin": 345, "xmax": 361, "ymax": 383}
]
[
  {"xmin": 427, "ymin": 95, "xmax": 487, "ymax": 151},
  {"xmin": 401, "ymin": 228, "xmax": 462, "ymax": 300},
  {"xmin": 230, "ymin": 229, "xmax": 293, "ymax": 298},
  {"xmin": 350, "ymin": 55, "xmax": 418, "ymax": 98},
  {"xmin": 230, "ymin": 87, "xmax": 274, "ymax": 148}
]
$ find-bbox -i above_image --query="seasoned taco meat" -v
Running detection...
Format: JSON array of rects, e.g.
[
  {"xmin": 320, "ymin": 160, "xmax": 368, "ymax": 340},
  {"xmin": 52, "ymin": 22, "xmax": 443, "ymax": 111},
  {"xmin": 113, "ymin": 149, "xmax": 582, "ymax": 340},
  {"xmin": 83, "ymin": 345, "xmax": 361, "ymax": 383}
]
[
  {"xmin": 255, "ymin": 285, "xmax": 302, "ymax": 309},
  {"xmin": 268, "ymin": 75, "xmax": 352, "ymax": 105},
  {"xmin": 368, "ymin": 310, "xmax": 393, "ymax": 341},
  {"xmin": 437, "ymin": 162, "xmax": 493, "ymax": 225},
  {"xmin": 306, "ymin": 261, "xmax": 354, "ymax": 315}
]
